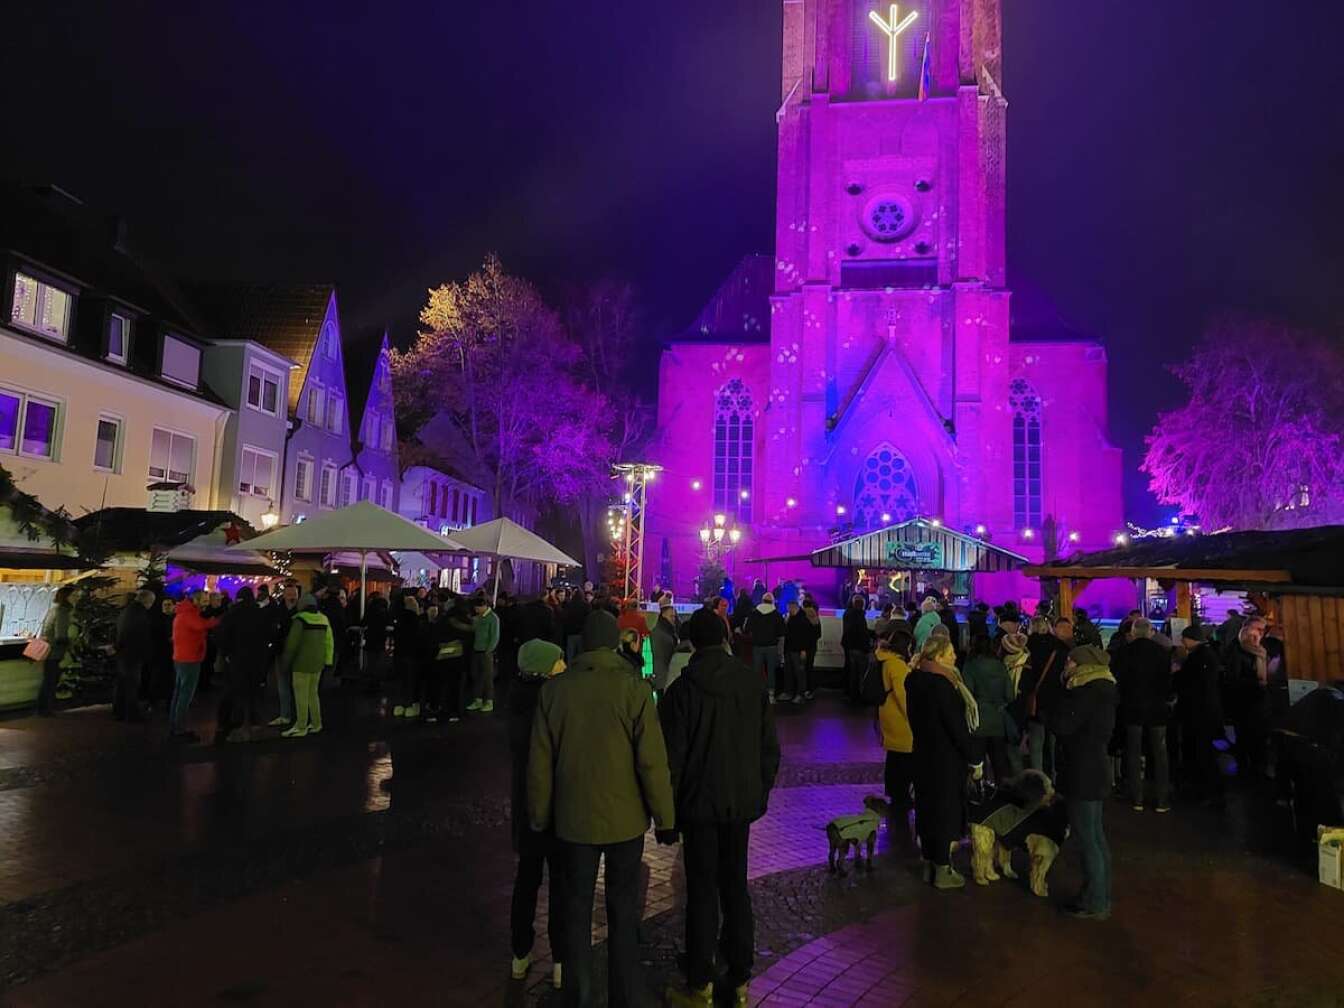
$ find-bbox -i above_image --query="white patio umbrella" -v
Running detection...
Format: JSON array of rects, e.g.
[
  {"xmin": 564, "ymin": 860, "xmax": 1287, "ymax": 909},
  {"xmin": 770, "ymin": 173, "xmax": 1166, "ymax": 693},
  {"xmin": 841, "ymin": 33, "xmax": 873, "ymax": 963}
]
[
  {"xmin": 447, "ymin": 517, "xmax": 580, "ymax": 603},
  {"xmin": 229, "ymin": 501, "xmax": 465, "ymax": 616}
]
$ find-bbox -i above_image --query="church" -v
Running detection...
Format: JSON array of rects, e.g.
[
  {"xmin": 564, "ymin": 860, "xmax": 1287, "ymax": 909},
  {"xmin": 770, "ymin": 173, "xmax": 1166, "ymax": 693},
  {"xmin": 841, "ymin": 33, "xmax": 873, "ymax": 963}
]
[{"xmin": 647, "ymin": 0, "xmax": 1123, "ymax": 607}]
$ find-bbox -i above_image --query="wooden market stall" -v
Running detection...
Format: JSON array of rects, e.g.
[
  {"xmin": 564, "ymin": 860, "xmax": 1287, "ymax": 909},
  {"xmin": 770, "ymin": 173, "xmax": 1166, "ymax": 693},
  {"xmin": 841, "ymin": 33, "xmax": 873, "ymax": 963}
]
[{"xmin": 1024, "ymin": 525, "xmax": 1344, "ymax": 684}]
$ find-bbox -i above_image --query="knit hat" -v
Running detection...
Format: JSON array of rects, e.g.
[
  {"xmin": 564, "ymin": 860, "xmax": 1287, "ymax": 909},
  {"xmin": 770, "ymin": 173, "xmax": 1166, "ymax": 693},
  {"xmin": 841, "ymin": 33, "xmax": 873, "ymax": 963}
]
[
  {"xmin": 1001, "ymin": 632, "xmax": 1028, "ymax": 655},
  {"xmin": 582, "ymin": 609, "xmax": 620, "ymax": 651},
  {"xmin": 518, "ymin": 639, "xmax": 563, "ymax": 677},
  {"xmin": 1181, "ymin": 625, "xmax": 1206, "ymax": 643},
  {"xmin": 299, "ymin": 593, "xmax": 319, "ymax": 611},
  {"xmin": 1068, "ymin": 644, "xmax": 1109, "ymax": 667},
  {"xmin": 687, "ymin": 607, "xmax": 727, "ymax": 649}
]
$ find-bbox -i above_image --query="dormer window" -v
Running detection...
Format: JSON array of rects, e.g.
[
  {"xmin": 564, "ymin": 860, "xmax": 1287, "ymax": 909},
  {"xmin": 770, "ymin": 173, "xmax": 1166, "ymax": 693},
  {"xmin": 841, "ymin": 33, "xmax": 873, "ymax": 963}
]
[
  {"xmin": 322, "ymin": 322, "xmax": 338, "ymax": 360},
  {"xmin": 107, "ymin": 313, "xmax": 129, "ymax": 364},
  {"xmin": 11, "ymin": 272, "xmax": 72, "ymax": 343},
  {"xmin": 161, "ymin": 333, "xmax": 200, "ymax": 389},
  {"xmin": 246, "ymin": 362, "xmax": 282, "ymax": 416}
]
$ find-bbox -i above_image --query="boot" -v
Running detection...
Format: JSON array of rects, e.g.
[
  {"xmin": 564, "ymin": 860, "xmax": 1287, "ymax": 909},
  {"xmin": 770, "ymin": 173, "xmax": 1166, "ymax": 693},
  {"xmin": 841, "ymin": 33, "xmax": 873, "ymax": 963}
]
[{"xmin": 932, "ymin": 864, "xmax": 966, "ymax": 890}]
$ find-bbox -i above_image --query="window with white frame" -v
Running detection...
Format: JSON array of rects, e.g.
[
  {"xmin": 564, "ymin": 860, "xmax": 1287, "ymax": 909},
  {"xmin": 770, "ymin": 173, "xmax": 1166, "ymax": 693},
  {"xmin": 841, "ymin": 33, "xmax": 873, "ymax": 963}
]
[
  {"xmin": 294, "ymin": 457, "xmax": 314, "ymax": 501},
  {"xmin": 360, "ymin": 476, "xmax": 375, "ymax": 501},
  {"xmin": 319, "ymin": 463, "xmax": 338, "ymax": 507},
  {"xmin": 161, "ymin": 334, "xmax": 201, "ymax": 389},
  {"xmin": 93, "ymin": 416, "xmax": 122, "ymax": 472},
  {"xmin": 379, "ymin": 481, "xmax": 393, "ymax": 510},
  {"xmin": 327, "ymin": 393, "xmax": 344, "ymax": 435},
  {"xmin": 107, "ymin": 313, "xmax": 129, "ymax": 364},
  {"xmin": 306, "ymin": 381, "xmax": 324, "ymax": 425},
  {"xmin": 148, "ymin": 428, "xmax": 194, "ymax": 484},
  {"xmin": 10, "ymin": 273, "xmax": 72, "ymax": 343},
  {"xmin": 238, "ymin": 445, "xmax": 277, "ymax": 498},
  {"xmin": 340, "ymin": 471, "xmax": 356, "ymax": 507},
  {"xmin": 0, "ymin": 387, "xmax": 60, "ymax": 460},
  {"xmin": 322, "ymin": 322, "xmax": 337, "ymax": 360},
  {"xmin": 246, "ymin": 363, "xmax": 282, "ymax": 415}
]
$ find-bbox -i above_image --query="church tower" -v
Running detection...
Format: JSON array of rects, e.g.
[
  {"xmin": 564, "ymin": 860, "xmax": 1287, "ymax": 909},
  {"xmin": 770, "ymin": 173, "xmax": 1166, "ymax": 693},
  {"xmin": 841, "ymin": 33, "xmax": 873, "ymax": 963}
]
[{"xmin": 763, "ymin": 0, "xmax": 1013, "ymax": 545}]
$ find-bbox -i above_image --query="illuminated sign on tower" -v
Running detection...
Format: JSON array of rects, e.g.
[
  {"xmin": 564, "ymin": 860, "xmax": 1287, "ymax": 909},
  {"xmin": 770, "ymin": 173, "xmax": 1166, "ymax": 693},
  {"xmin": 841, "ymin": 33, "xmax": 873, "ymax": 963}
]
[{"xmin": 868, "ymin": 4, "xmax": 919, "ymax": 83}]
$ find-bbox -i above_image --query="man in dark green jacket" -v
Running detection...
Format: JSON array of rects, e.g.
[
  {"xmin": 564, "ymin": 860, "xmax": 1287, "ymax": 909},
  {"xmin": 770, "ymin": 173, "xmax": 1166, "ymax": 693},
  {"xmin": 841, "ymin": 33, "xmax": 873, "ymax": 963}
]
[
  {"xmin": 528, "ymin": 610, "xmax": 674, "ymax": 1008},
  {"xmin": 660, "ymin": 609, "xmax": 779, "ymax": 1008}
]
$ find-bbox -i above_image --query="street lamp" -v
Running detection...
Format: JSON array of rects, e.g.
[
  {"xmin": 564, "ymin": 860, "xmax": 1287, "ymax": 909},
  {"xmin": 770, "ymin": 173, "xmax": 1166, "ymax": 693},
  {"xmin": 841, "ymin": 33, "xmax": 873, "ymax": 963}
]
[
  {"xmin": 260, "ymin": 502, "xmax": 280, "ymax": 529},
  {"xmin": 700, "ymin": 513, "xmax": 742, "ymax": 560}
]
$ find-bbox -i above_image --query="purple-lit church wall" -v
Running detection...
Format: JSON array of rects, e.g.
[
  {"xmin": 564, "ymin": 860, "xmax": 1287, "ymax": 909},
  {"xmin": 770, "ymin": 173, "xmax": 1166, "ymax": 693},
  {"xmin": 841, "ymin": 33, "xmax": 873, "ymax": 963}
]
[{"xmin": 645, "ymin": 0, "xmax": 1130, "ymax": 615}]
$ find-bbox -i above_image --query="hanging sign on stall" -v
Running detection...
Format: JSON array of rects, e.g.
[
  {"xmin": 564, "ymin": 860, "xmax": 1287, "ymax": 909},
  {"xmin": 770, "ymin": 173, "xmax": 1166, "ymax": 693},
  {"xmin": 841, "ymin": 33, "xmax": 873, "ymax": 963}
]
[{"xmin": 886, "ymin": 540, "xmax": 943, "ymax": 568}]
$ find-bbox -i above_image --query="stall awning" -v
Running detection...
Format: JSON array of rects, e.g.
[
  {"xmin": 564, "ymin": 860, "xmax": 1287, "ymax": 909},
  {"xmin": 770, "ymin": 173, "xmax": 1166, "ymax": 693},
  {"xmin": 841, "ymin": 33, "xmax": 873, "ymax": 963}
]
[{"xmin": 809, "ymin": 519, "xmax": 1029, "ymax": 573}]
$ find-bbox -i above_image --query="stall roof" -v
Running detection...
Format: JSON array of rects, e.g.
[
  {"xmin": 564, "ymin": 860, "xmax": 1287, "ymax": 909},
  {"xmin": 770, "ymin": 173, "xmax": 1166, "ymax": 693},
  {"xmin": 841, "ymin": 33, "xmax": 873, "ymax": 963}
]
[
  {"xmin": 808, "ymin": 519, "xmax": 1029, "ymax": 573},
  {"xmin": 75, "ymin": 509, "xmax": 252, "ymax": 555},
  {"xmin": 1023, "ymin": 525, "xmax": 1344, "ymax": 589}
]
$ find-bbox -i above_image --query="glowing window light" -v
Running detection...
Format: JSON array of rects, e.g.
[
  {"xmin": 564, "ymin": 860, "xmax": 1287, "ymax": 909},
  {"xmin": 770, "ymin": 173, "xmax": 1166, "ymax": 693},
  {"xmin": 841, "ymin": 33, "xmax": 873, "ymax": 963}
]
[{"xmin": 868, "ymin": 4, "xmax": 919, "ymax": 83}]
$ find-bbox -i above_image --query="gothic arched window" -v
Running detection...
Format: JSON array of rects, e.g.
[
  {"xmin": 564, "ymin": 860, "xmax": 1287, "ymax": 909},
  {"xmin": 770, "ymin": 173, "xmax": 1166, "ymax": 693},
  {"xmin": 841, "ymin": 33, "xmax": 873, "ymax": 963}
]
[
  {"xmin": 713, "ymin": 379, "xmax": 754, "ymax": 522},
  {"xmin": 853, "ymin": 444, "xmax": 919, "ymax": 531},
  {"xmin": 1010, "ymin": 378, "xmax": 1043, "ymax": 531}
]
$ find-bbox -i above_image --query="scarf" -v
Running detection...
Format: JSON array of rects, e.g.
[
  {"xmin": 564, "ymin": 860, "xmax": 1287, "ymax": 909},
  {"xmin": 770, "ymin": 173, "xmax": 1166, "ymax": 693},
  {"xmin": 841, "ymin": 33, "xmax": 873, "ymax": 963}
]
[
  {"xmin": 1003, "ymin": 651, "xmax": 1028, "ymax": 693},
  {"xmin": 1066, "ymin": 664, "xmax": 1116, "ymax": 690},
  {"xmin": 1240, "ymin": 642, "xmax": 1268, "ymax": 685},
  {"xmin": 925, "ymin": 658, "xmax": 980, "ymax": 734}
]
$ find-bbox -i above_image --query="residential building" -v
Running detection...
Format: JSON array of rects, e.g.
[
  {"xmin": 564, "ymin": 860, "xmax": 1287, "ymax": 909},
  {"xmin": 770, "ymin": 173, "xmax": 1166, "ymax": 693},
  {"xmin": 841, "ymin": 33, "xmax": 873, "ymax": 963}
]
[
  {"xmin": 344, "ymin": 328, "xmax": 400, "ymax": 513},
  {"xmin": 0, "ymin": 184, "xmax": 228, "ymax": 517},
  {"xmin": 193, "ymin": 285, "xmax": 353, "ymax": 524},
  {"xmin": 399, "ymin": 465, "xmax": 491, "ymax": 535},
  {"xmin": 199, "ymin": 340, "xmax": 298, "ymax": 528}
]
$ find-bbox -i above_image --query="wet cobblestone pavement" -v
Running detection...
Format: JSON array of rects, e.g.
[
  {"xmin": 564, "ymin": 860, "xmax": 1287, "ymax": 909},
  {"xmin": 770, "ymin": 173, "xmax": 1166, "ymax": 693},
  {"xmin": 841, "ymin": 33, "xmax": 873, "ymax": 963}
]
[{"xmin": 1, "ymin": 684, "xmax": 1342, "ymax": 1007}]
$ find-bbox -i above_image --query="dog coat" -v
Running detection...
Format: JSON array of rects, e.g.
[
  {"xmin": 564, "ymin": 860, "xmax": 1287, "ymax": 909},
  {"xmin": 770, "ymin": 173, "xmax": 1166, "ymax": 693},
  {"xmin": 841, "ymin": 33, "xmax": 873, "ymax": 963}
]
[
  {"xmin": 827, "ymin": 809, "xmax": 881, "ymax": 843},
  {"xmin": 967, "ymin": 792, "xmax": 1068, "ymax": 850}
]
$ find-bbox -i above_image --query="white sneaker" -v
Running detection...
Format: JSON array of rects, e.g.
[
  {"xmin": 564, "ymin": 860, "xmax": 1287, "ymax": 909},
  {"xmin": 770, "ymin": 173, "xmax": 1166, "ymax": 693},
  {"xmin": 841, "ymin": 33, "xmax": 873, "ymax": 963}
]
[
  {"xmin": 552, "ymin": 963, "xmax": 563, "ymax": 989},
  {"xmin": 392, "ymin": 705, "xmax": 406, "ymax": 718},
  {"xmin": 511, "ymin": 954, "xmax": 530, "ymax": 980},
  {"xmin": 767, "ymin": 691, "xmax": 776, "ymax": 704},
  {"xmin": 406, "ymin": 703, "xmax": 420, "ymax": 718}
]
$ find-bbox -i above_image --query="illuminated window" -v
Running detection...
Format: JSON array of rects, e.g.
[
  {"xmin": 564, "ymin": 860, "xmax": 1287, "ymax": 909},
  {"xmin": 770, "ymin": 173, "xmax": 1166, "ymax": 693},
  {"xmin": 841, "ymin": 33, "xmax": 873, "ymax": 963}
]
[
  {"xmin": 319, "ymin": 463, "xmax": 338, "ymax": 508},
  {"xmin": 94, "ymin": 416, "xmax": 121, "ymax": 472},
  {"xmin": 713, "ymin": 379, "xmax": 754, "ymax": 522},
  {"xmin": 239, "ymin": 446, "xmax": 277, "ymax": 497},
  {"xmin": 246, "ymin": 364, "xmax": 282, "ymax": 415},
  {"xmin": 148, "ymin": 428, "xmax": 194, "ymax": 484},
  {"xmin": 1010, "ymin": 378, "xmax": 1043, "ymax": 531},
  {"xmin": 10, "ymin": 272, "xmax": 71, "ymax": 342},
  {"xmin": 295, "ymin": 457, "xmax": 314, "ymax": 501},
  {"xmin": 853, "ymin": 443, "xmax": 918, "ymax": 531},
  {"xmin": 326, "ymin": 393, "xmax": 344, "ymax": 435}
]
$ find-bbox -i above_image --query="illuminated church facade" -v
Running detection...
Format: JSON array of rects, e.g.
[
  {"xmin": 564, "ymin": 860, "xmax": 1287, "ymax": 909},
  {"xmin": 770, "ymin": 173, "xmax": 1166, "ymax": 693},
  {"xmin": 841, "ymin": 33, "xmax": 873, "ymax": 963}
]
[{"xmin": 648, "ymin": 0, "xmax": 1123, "ymax": 605}]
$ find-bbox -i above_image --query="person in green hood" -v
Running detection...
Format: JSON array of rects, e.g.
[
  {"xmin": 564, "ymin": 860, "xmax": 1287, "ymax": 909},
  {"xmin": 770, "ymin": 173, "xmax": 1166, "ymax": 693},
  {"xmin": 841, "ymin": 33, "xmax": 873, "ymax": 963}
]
[{"xmin": 279, "ymin": 594, "xmax": 332, "ymax": 739}]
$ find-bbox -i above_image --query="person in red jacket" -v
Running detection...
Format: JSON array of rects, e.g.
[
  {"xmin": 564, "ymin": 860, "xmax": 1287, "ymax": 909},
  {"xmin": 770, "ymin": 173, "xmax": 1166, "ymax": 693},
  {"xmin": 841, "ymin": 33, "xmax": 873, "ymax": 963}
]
[{"xmin": 169, "ymin": 590, "xmax": 221, "ymax": 741}]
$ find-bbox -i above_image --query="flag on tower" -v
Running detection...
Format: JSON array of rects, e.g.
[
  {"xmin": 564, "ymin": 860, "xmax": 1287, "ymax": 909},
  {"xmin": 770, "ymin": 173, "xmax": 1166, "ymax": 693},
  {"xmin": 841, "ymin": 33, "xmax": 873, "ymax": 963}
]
[{"xmin": 917, "ymin": 32, "xmax": 932, "ymax": 100}]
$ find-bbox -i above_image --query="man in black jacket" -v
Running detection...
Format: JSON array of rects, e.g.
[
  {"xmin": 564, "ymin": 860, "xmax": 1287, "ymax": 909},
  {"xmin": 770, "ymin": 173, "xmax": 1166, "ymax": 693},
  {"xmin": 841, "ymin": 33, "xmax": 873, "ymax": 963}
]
[
  {"xmin": 1049, "ymin": 645, "xmax": 1120, "ymax": 920},
  {"xmin": 841, "ymin": 596, "xmax": 872, "ymax": 703},
  {"xmin": 1115, "ymin": 618, "xmax": 1174, "ymax": 811},
  {"xmin": 113, "ymin": 590, "xmax": 155, "ymax": 721},
  {"xmin": 1174, "ymin": 625, "xmax": 1224, "ymax": 803},
  {"xmin": 215, "ymin": 586, "xmax": 274, "ymax": 742},
  {"xmin": 661, "ymin": 609, "xmax": 780, "ymax": 1008},
  {"xmin": 742, "ymin": 593, "xmax": 786, "ymax": 702},
  {"xmin": 561, "ymin": 590, "xmax": 591, "ymax": 662},
  {"xmin": 781, "ymin": 600, "xmax": 815, "ymax": 703}
]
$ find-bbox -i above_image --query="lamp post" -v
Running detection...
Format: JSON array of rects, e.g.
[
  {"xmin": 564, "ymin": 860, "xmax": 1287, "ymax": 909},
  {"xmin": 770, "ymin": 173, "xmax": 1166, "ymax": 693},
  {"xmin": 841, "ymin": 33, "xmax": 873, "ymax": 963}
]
[
  {"xmin": 699, "ymin": 513, "xmax": 743, "ymax": 561},
  {"xmin": 260, "ymin": 502, "xmax": 280, "ymax": 530}
]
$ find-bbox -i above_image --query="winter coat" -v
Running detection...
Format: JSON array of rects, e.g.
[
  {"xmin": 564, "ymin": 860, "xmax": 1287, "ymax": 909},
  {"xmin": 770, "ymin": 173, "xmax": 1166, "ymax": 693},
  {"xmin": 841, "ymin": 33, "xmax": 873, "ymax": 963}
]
[
  {"xmin": 961, "ymin": 654, "xmax": 1016, "ymax": 739},
  {"xmin": 906, "ymin": 662, "xmax": 977, "ymax": 845},
  {"xmin": 1049, "ymin": 669, "xmax": 1119, "ymax": 801},
  {"xmin": 750, "ymin": 584, "xmax": 766, "ymax": 607},
  {"xmin": 115, "ymin": 602, "xmax": 153, "ymax": 662},
  {"xmin": 841, "ymin": 608, "xmax": 871, "ymax": 651},
  {"xmin": 362, "ymin": 596, "xmax": 389, "ymax": 652},
  {"xmin": 876, "ymin": 648, "xmax": 913, "ymax": 753},
  {"xmin": 650, "ymin": 616, "xmax": 678, "ymax": 690},
  {"xmin": 658, "ymin": 646, "xmax": 780, "ymax": 825},
  {"xmin": 39, "ymin": 602, "xmax": 72, "ymax": 664},
  {"xmin": 1223, "ymin": 643, "xmax": 1267, "ymax": 716},
  {"xmin": 1115, "ymin": 637, "xmax": 1174, "ymax": 726},
  {"xmin": 509, "ymin": 673, "xmax": 547, "ymax": 847},
  {"xmin": 393, "ymin": 609, "xmax": 421, "ymax": 667},
  {"xmin": 783, "ymin": 611, "xmax": 814, "ymax": 654},
  {"xmin": 1073, "ymin": 615, "xmax": 1104, "ymax": 648},
  {"xmin": 320, "ymin": 596, "xmax": 347, "ymax": 653},
  {"xmin": 516, "ymin": 599, "xmax": 558, "ymax": 647},
  {"xmin": 913, "ymin": 610, "xmax": 943, "ymax": 649},
  {"xmin": 216, "ymin": 599, "xmax": 273, "ymax": 672},
  {"xmin": 527, "ymin": 643, "xmax": 675, "ymax": 844},
  {"xmin": 271, "ymin": 601, "xmax": 299, "ymax": 652},
  {"xmin": 938, "ymin": 608, "xmax": 961, "ymax": 649},
  {"xmin": 171, "ymin": 600, "xmax": 220, "ymax": 664},
  {"xmin": 1021, "ymin": 633, "xmax": 1069, "ymax": 719},
  {"xmin": 561, "ymin": 595, "xmax": 591, "ymax": 636},
  {"xmin": 281, "ymin": 610, "xmax": 334, "ymax": 678},
  {"xmin": 743, "ymin": 604, "xmax": 786, "ymax": 648},
  {"xmin": 473, "ymin": 608, "xmax": 501, "ymax": 653},
  {"xmin": 1175, "ymin": 643, "xmax": 1224, "ymax": 730},
  {"xmin": 967, "ymin": 610, "xmax": 989, "ymax": 641}
]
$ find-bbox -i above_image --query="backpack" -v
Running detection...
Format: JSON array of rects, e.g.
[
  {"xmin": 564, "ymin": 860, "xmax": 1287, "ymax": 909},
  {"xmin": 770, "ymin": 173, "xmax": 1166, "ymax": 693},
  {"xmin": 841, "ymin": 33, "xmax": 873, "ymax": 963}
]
[{"xmin": 859, "ymin": 655, "xmax": 889, "ymax": 706}]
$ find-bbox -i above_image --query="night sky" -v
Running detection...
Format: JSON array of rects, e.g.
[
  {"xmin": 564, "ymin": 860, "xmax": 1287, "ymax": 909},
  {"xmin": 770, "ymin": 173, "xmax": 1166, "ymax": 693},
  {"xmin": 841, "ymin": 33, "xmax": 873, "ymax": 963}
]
[{"xmin": 6, "ymin": 1, "xmax": 1342, "ymax": 522}]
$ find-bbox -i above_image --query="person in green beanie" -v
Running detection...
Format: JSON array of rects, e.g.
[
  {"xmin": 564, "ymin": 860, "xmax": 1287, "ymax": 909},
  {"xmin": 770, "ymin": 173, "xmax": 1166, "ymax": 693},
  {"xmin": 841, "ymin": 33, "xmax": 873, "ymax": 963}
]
[
  {"xmin": 1049, "ymin": 644, "xmax": 1119, "ymax": 920},
  {"xmin": 509, "ymin": 638, "xmax": 567, "ymax": 991},
  {"xmin": 279, "ymin": 594, "xmax": 332, "ymax": 739}
]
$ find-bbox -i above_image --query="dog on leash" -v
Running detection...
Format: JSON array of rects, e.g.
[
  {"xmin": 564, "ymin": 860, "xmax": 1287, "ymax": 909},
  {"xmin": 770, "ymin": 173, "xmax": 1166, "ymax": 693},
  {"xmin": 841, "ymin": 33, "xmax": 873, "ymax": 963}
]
[
  {"xmin": 824, "ymin": 795, "xmax": 891, "ymax": 875},
  {"xmin": 967, "ymin": 770, "xmax": 1068, "ymax": 897}
]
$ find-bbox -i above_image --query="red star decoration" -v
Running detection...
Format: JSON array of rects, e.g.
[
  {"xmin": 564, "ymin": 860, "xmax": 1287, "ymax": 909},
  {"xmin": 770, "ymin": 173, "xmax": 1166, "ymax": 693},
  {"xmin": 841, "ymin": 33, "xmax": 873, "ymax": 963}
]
[{"xmin": 222, "ymin": 523, "xmax": 242, "ymax": 545}]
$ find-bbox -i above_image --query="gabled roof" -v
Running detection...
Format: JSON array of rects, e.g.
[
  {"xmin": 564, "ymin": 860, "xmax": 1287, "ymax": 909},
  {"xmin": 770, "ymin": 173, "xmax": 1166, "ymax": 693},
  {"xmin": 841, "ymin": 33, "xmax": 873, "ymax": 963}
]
[
  {"xmin": 667, "ymin": 254, "xmax": 773, "ymax": 346},
  {"xmin": 188, "ymin": 283, "xmax": 336, "ymax": 413},
  {"xmin": 808, "ymin": 518, "xmax": 1028, "ymax": 573},
  {"xmin": 343, "ymin": 325, "xmax": 388, "ymax": 438}
]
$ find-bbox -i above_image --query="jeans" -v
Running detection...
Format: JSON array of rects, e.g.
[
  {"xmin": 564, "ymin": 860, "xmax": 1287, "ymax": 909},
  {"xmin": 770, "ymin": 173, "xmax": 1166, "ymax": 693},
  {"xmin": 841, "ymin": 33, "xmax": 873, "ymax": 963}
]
[
  {"xmin": 169, "ymin": 661, "xmax": 201, "ymax": 731},
  {"xmin": 471, "ymin": 651, "xmax": 496, "ymax": 702},
  {"xmin": 784, "ymin": 651, "xmax": 807, "ymax": 696},
  {"xmin": 1124, "ymin": 724, "xmax": 1170, "ymax": 808},
  {"xmin": 511, "ymin": 826, "xmax": 567, "ymax": 963},
  {"xmin": 1027, "ymin": 720, "xmax": 1056, "ymax": 777},
  {"xmin": 558, "ymin": 834, "xmax": 644, "ymax": 1008},
  {"xmin": 274, "ymin": 659, "xmax": 294, "ymax": 721},
  {"xmin": 683, "ymin": 822, "xmax": 753, "ymax": 989},
  {"xmin": 292, "ymin": 669, "xmax": 322, "ymax": 732},
  {"xmin": 751, "ymin": 643, "xmax": 778, "ymax": 692},
  {"xmin": 884, "ymin": 750, "xmax": 915, "ymax": 809},
  {"xmin": 113, "ymin": 656, "xmax": 143, "ymax": 720},
  {"xmin": 215, "ymin": 655, "xmax": 257, "ymax": 737},
  {"xmin": 1066, "ymin": 799, "xmax": 1111, "ymax": 913}
]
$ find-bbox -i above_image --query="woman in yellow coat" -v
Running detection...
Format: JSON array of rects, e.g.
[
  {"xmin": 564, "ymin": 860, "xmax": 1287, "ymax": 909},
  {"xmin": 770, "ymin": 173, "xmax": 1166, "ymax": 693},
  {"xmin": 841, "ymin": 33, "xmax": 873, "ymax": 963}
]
[{"xmin": 876, "ymin": 628, "xmax": 916, "ymax": 810}]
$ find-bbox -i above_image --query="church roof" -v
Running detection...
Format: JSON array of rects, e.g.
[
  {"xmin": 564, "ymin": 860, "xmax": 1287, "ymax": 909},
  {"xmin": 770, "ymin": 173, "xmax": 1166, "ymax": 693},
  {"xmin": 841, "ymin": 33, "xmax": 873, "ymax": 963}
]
[{"xmin": 667, "ymin": 254, "xmax": 773, "ymax": 345}]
